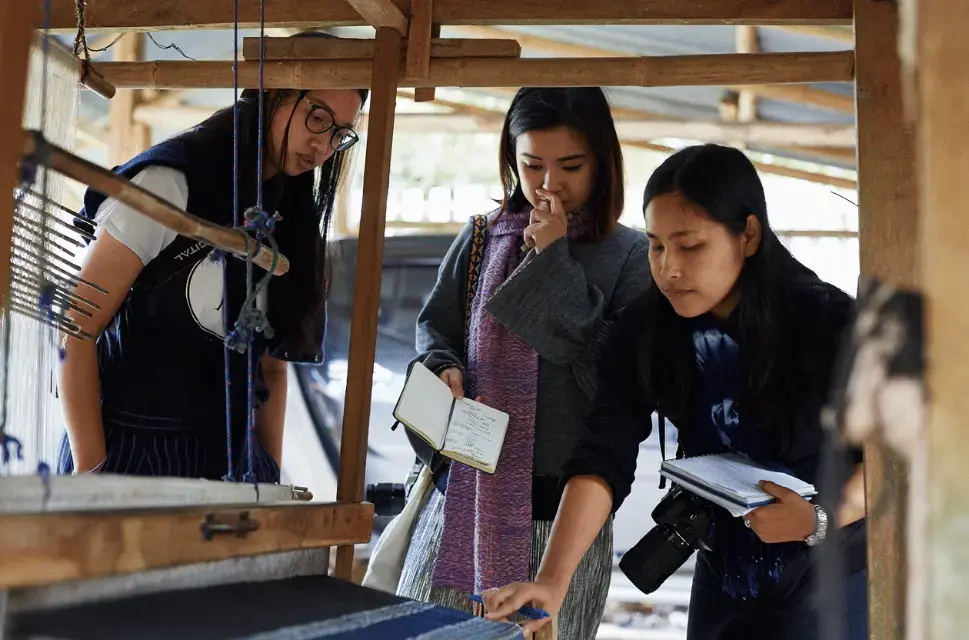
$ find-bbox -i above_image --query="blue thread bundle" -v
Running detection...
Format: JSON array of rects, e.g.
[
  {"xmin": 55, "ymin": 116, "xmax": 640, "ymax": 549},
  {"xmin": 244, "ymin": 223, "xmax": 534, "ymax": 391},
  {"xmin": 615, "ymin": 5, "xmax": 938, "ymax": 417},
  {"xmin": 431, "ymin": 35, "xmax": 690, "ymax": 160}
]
[
  {"xmin": 467, "ymin": 594, "xmax": 550, "ymax": 621},
  {"xmin": 0, "ymin": 433, "xmax": 23, "ymax": 465},
  {"xmin": 36, "ymin": 461, "xmax": 52, "ymax": 501}
]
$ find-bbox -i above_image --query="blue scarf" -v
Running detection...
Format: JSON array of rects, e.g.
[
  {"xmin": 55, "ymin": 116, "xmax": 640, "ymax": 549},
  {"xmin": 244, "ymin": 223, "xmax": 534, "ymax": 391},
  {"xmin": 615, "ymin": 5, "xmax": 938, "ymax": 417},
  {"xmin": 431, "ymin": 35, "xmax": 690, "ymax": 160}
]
[{"xmin": 691, "ymin": 316, "xmax": 801, "ymax": 599}]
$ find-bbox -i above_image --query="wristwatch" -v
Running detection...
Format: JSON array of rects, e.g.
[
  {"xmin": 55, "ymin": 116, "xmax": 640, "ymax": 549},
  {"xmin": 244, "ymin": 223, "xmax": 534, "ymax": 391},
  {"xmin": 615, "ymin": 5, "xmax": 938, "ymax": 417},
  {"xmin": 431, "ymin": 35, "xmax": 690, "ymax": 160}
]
[{"xmin": 804, "ymin": 504, "xmax": 828, "ymax": 547}]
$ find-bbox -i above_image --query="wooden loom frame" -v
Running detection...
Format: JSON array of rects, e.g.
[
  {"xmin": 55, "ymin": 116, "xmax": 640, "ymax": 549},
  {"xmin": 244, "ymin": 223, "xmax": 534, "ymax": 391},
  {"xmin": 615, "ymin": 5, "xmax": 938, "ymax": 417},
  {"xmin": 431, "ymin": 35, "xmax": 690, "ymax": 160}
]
[{"xmin": 4, "ymin": 1, "xmax": 963, "ymax": 639}]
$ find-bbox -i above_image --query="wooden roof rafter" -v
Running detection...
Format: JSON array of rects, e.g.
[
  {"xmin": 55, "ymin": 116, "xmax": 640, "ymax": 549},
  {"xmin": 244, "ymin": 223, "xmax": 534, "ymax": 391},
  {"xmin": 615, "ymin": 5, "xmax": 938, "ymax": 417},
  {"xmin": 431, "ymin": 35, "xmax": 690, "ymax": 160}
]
[
  {"xmin": 447, "ymin": 25, "xmax": 856, "ymax": 115},
  {"xmin": 90, "ymin": 51, "xmax": 854, "ymax": 90},
  {"xmin": 41, "ymin": 0, "xmax": 854, "ymax": 33}
]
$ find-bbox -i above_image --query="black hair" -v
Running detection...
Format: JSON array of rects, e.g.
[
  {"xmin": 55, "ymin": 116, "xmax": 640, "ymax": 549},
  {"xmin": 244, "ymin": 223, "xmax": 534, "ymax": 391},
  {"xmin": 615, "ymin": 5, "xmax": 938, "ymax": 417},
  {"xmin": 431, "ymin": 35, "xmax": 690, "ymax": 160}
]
[
  {"xmin": 498, "ymin": 87, "xmax": 624, "ymax": 240},
  {"xmin": 638, "ymin": 144, "xmax": 816, "ymax": 454},
  {"xmin": 190, "ymin": 32, "xmax": 368, "ymax": 359}
]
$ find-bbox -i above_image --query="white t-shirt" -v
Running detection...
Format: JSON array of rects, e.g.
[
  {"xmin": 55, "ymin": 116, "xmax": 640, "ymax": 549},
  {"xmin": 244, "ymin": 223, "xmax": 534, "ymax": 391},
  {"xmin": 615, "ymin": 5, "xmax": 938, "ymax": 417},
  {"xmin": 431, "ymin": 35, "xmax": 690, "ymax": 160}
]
[
  {"xmin": 95, "ymin": 165, "xmax": 268, "ymax": 339},
  {"xmin": 94, "ymin": 165, "xmax": 187, "ymax": 265}
]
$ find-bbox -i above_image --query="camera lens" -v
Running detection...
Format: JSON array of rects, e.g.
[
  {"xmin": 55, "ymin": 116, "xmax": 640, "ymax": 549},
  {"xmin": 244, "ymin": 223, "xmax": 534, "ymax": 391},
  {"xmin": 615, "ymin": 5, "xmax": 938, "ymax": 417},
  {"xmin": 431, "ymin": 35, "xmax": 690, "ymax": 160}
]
[
  {"xmin": 364, "ymin": 482, "xmax": 406, "ymax": 517},
  {"xmin": 618, "ymin": 523, "xmax": 698, "ymax": 595}
]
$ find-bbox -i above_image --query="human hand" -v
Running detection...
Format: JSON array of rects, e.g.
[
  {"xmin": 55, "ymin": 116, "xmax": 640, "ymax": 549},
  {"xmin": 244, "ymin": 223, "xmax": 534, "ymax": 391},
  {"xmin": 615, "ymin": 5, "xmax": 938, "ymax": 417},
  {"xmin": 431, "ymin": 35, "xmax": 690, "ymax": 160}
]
[
  {"xmin": 524, "ymin": 189, "xmax": 568, "ymax": 253},
  {"xmin": 744, "ymin": 481, "xmax": 817, "ymax": 543},
  {"xmin": 438, "ymin": 367, "xmax": 464, "ymax": 399},
  {"xmin": 482, "ymin": 579, "xmax": 566, "ymax": 636}
]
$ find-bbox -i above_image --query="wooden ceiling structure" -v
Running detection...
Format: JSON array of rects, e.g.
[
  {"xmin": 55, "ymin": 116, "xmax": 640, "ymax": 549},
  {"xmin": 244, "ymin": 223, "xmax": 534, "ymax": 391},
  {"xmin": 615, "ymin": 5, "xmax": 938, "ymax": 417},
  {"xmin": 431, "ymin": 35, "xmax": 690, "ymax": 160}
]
[{"xmin": 1, "ymin": 1, "xmax": 967, "ymax": 639}]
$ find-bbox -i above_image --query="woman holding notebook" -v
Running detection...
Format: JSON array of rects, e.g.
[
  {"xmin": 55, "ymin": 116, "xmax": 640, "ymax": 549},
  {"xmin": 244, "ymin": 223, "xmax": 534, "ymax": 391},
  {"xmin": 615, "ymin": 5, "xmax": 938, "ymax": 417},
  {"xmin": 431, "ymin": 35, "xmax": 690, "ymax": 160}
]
[
  {"xmin": 394, "ymin": 87, "xmax": 649, "ymax": 639},
  {"xmin": 485, "ymin": 144, "xmax": 868, "ymax": 639}
]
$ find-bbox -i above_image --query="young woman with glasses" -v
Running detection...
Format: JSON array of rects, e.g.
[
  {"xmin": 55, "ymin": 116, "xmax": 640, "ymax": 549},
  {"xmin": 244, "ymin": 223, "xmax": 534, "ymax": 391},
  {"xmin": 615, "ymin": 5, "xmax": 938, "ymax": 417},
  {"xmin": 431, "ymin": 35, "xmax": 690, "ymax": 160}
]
[{"xmin": 56, "ymin": 33, "xmax": 367, "ymax": 482}]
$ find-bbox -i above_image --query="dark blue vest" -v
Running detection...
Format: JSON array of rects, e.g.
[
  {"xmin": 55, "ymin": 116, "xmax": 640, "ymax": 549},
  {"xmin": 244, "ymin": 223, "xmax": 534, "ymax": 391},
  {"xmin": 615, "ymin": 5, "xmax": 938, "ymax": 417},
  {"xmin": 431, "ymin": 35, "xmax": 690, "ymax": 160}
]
[{"xmin": 77, "ymin": 125, "xmax": 325, "ymax": 471}]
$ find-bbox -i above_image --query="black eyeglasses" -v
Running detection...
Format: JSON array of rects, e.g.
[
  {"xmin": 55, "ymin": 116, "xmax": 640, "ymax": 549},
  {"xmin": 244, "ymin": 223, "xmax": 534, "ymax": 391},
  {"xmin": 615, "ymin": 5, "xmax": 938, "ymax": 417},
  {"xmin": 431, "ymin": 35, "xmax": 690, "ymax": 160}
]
[{"xmin": 303, "ymin": 98, "xmax": 360, "ymax": 152}]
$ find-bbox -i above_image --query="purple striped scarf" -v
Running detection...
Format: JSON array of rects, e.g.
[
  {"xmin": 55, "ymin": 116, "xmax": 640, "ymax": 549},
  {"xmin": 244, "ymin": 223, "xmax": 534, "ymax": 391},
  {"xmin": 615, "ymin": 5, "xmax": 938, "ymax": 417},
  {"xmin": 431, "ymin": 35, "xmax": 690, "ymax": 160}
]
[{"xmin": 432, "ymin": 207, "xmax": 589, "ymax": 594}]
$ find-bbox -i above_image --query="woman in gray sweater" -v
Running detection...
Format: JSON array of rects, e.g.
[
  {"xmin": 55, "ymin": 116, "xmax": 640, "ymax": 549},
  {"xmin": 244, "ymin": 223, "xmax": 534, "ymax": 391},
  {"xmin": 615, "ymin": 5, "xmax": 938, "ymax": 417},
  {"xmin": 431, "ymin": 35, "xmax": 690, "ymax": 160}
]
[{"xmin": 396, "ymin": 87, "xmax": 649, "ymax": 639}]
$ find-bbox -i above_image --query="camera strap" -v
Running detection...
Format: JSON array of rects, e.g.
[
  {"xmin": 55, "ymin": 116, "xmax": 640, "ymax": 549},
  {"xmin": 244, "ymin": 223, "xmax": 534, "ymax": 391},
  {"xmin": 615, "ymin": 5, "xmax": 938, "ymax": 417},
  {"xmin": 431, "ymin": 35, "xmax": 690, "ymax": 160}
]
[{"xmin": 658, "ymin": 413, "xmax": 668, "ymax": 489}]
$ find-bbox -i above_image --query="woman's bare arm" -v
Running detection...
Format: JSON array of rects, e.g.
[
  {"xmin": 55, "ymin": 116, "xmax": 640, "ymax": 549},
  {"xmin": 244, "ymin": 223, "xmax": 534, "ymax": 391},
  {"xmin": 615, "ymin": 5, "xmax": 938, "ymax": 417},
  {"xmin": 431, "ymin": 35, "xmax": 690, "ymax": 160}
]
[{"xmin": 59, "ymin": 231, "xmax": 144, "ymax": 472}]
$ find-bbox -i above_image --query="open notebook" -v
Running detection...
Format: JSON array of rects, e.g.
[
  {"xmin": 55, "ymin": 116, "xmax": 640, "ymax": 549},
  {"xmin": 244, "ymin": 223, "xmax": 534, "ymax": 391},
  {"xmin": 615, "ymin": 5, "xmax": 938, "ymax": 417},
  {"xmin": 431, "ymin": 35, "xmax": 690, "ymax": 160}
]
[
  {"xmin": 393, "ymin": 362, "xmax": 510, "ymax": 474},
  {"xmin": 660, "ymin": 453, "xmax": 817, "ymax": 517}
]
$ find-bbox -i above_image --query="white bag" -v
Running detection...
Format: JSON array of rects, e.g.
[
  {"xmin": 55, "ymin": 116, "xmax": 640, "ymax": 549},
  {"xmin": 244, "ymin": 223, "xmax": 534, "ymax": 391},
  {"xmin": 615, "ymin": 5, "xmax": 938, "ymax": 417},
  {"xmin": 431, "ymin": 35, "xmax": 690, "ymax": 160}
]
[{"xmin": 362, "ymin": 464, "xmax": 433, "ymax": 593}]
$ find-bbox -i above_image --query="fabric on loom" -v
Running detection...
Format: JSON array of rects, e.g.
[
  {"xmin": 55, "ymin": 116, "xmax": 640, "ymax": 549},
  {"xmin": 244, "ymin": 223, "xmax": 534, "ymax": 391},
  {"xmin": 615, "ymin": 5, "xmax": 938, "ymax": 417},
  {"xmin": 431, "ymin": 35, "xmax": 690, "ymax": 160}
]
[
  {"xmin": 401, "ymin": 483, "xmax": 612, "ymax": 640},
  {"xmin": 690, "ymin": 315, "xmax": 800, "ymax": 600},
  {"xmin": 7, "ymin": 575, "xmax": 523, "ymax": 640},
  {"xmin": 234, "ymin": 601, "xmax": 523, "ymax": 640},
  {"xmin": 433, "ymin": 207, "xmax": 592, "ymax": 594}
]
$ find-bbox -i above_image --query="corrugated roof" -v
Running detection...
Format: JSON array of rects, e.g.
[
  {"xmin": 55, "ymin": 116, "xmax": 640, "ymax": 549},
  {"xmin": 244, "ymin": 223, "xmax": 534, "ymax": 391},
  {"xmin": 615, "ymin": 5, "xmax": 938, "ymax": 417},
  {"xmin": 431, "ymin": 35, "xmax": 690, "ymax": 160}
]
[{"xmin": 58, "ymin": 24, "xmax": 856, "ymax": 169}]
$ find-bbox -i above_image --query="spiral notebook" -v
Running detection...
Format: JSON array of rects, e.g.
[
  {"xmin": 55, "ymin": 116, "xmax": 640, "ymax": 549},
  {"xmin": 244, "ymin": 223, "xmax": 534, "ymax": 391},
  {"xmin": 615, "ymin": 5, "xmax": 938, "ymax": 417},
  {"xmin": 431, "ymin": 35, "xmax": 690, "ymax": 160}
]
[{"xmin": 659, "ymin": 453, "xmax": 817, "ymax": 517}]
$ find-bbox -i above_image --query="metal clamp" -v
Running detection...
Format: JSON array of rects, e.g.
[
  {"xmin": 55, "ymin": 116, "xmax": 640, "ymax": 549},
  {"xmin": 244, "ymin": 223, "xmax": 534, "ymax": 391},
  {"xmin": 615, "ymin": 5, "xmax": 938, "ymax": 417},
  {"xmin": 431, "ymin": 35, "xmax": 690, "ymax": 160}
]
[{"xmin": 200, "ymin": 511, "xmax": 260, "ymax": 541}]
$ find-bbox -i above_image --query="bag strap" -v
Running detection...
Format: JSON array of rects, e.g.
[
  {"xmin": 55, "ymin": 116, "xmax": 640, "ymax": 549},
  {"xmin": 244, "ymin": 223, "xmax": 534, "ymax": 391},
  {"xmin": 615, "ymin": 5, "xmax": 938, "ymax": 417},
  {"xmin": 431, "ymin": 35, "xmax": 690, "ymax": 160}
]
[
  {"xmin": 464, "ymin": 214, "xmax": 488, "ymax": 343},
  {"xmin": 418, "ymin": 215, "xmax": 489, "ymax": 475}
]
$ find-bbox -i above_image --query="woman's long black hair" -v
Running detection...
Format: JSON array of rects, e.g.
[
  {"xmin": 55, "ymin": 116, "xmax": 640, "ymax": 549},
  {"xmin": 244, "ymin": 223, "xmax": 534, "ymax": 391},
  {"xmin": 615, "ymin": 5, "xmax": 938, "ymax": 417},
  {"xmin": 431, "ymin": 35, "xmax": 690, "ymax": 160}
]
[
  {"xmin": 188, "ymin": 32, "xmax": 368, "ymax": 361},
  {"xmin": 498, "ymin": 87, "xmax": 625, "ymax": 241},
  {"xmin": 639, "ymin": 144, "xmax": 816, "ymax": 454}
]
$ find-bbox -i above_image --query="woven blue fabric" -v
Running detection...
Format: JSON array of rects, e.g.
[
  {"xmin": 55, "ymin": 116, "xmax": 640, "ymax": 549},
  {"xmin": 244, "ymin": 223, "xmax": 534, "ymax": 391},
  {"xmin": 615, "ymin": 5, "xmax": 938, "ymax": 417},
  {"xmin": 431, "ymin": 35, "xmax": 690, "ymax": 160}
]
[{"xmin": 234, "ymin": 602, "xmax": 524, "ymax": 640}]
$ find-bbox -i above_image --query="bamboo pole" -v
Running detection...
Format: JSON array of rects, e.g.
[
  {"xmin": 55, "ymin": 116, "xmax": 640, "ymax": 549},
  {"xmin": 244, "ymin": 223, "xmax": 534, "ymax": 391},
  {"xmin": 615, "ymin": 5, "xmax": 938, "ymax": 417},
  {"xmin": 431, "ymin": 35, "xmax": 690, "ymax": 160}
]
[{"xmin": 22, "ymin": 133, "xmax": 289, "ymax": 276}]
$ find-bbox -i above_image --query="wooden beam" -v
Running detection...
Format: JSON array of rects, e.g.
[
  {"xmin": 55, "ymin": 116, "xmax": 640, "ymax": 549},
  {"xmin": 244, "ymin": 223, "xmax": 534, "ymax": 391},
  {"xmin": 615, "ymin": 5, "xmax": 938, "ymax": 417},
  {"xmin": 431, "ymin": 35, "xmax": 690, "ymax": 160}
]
[
  {"xmin": 42, "ymin": 0, "xmax": 854, "ymax": 33},
  {"xmin": 0, "ymin": 502, "xmax": 373, "ymax": 588},
  {"xmin": 854, "ymin": 1, "xmax": 918, "ymax": 638},
  {"xmin": 241, "ymin": 36, "xmax": 521, "ymax": 61},
  {"xmin": 95, "ymin": 51, "xmax": 855, "ymax": 90},
  {"xmin": 414, "ymin": 23, "xmax": 442, "ymax": 102},
  {"xmin": 730, "ymin": 82, "xmax": 855, "ymax": 115},
  {"xmin": 449, "ymin": 25, "xmax": 856, "ymax": 114},
  {"xmin": 625, "ymin": 140, "xmax": 856, "ymax": 189},
  {"xmin": 905, "ymin": 0, "xmax": 969, "ymax": 635},
  {"xmin": 616, "ymin": 120, "xmax": 856, "ymax": 147},
  {"xmin": 405, "ymin": 0, "xmax": 433, "ymax": 81},
  {"xmin": 0, "ymin": 1, "xmax": 35, "ymax": 313},
  {"xmin": 133, "ymin": 103, "xmax": 854, "ymax": 147},
  {"xmin": 346, "ymin": 0, "xmax": 408, "ymax": 34},
  {"xmin": 767, "ymin": 25, "xmax": 855, "ymax": 43},
  {"xmin": 735, "ymin": 26, "xmax": 760, "ymax": 123},
  {"xmin": 108, "ymin": 33, "xmax": 143, "ymax": 166},
  {"xmin": 333, "ymin": 25, "xmax": 401, "ymax": 581},
  {"xmin": 386, "ymin": 220, "xmax": 860, "ymax": 236}
]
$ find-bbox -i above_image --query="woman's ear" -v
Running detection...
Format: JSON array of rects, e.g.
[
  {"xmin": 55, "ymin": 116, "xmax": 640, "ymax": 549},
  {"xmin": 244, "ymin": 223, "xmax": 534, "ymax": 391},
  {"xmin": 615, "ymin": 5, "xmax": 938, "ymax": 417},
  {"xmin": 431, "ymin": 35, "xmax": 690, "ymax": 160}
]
[{"xmin": 742, "ymin": 214, "xmax": 763, "ymax": 258}]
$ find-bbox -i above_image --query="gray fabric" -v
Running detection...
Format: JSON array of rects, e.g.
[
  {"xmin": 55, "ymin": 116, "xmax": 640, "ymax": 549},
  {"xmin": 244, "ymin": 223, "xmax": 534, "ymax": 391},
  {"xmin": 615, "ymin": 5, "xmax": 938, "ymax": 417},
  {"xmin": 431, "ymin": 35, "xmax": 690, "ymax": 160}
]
[
  {"xmin": 413, "ymin": 219, "xmax": 649, "ymax": 476},
  {"xmin": 398, "ymin": 486, "xmax": 613, "ymax": 640}
]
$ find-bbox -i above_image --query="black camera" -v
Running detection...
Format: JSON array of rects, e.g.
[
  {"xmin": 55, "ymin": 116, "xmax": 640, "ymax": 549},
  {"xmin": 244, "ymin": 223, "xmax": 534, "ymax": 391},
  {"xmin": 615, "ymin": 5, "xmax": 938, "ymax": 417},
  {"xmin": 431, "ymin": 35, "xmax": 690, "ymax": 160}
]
[
  {"xmin": 364, "ymin": 482, "xmax": 406, "ymax": 517},
  {"xmin": 618, "ymin": 486, "xmax": 715, "ymax": 595}
]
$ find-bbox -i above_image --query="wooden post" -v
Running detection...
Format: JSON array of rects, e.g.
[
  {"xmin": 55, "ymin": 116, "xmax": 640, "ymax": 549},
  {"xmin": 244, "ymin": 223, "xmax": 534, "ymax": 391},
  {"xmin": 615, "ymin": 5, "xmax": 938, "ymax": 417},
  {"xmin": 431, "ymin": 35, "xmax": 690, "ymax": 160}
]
[
  {"xmin": 904, "ymin": 0, "xmax": 969, "ymax": 636},
  {"xmin": 853, "ymin": 0, "xmax": 918, "ymax": 638},
  {"xmin": 0, "ymin": 5, "xmax": 36, "ymax": 311},
  {"xmin": 333, "ymin": 26, "xmax": 401, "ymax": 581},
  {"xmin": 108, "ymin": 33, "xmax": 146, "ymax": 165},
  {"xmin": 735, "ymin": 26, "xmax": 759, "ymax": 124}
]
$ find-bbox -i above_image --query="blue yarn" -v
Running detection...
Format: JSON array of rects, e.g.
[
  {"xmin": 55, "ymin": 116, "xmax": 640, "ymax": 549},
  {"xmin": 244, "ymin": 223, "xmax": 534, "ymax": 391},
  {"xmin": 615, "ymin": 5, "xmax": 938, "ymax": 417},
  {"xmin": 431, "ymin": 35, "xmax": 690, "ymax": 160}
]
[
  {"xmin": 1, "ymin": 433, "xmax": 24, "ymax": 465},
  {"xmin": 38, "ymin": 281, "xmax": 57, "ymax": 320},
  {"xmin": 222, "ymin": 0, "xmax": 242, "ymax": 483},
  {"xmin": 221, "ymin": 0, "xmax": 272, "ymax": 493},
  {"xmin": 36, "ymin": 461, "xmax": 52, "ymax": 502}
]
